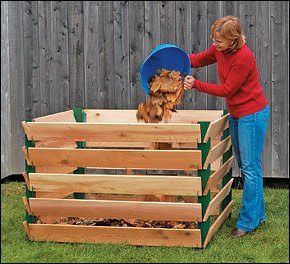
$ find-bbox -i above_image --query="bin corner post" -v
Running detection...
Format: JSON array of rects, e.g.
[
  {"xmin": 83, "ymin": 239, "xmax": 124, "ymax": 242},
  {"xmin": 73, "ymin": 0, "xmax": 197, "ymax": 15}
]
[
  {"xmin": 197, "ymin": 121, "xmax": 211, "ymax": 247},
  {"xmin": 221, "ymin": 109, "xmax": 233, "ymax": 214},
  {"xmin": 24, "ymin": 119, "xmax": 37, "ymax": 225},
  {"xmin": 73, "ymin": 108, "xmax": 86, "ymax": 199}
]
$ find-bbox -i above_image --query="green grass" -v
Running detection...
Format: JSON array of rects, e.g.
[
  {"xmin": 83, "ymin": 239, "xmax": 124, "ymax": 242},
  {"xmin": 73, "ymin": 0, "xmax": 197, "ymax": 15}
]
[{"xmin": 1, "ymin": 182, "xmax": 289, "ymax": 263}]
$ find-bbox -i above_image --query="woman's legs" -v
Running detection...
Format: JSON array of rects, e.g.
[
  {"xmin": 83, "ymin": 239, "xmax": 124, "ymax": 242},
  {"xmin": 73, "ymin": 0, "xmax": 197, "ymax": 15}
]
[{"xmin": 234, "ymin": 106, "xmax": 270, "ymax": 232}]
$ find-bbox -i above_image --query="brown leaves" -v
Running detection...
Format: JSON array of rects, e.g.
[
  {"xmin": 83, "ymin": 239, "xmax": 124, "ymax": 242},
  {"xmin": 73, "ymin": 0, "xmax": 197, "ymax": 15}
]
[
  {"xmin": 60, "ymin": 217, "xmax": 197, "ymax": 229},
  {"xmin": 137, "ymin": 68, "xmax": 184, "ymax": 123}
]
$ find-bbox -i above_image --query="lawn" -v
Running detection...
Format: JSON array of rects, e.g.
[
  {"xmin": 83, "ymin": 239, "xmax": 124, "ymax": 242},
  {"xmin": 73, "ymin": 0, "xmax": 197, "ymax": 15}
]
[{"xmin": 1, "ymin": 181, "xmax": 289, "ymax": 263}]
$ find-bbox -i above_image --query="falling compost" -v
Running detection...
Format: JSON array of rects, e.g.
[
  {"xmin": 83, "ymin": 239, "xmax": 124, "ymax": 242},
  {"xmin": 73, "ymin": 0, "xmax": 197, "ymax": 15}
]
[{"xmin": 136, "ymin": 69, "xmax": 184, "ymax": 123}]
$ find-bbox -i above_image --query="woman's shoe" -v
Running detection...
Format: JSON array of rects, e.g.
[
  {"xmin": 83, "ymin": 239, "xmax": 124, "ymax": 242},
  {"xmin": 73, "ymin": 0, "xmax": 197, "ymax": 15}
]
[{"xmin": 231, "ymin": 228, "xmax": 248, "ymax": 238}]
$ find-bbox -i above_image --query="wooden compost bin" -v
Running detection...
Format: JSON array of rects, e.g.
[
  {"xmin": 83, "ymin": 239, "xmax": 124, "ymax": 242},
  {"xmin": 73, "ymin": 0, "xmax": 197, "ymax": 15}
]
[{"xmin": 21, "ymin": 108, "xmax": 234, "ymax": 248}]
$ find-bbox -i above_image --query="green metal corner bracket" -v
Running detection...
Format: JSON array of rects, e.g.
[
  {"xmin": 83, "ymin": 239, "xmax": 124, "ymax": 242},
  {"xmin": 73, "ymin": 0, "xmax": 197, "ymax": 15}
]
[
  {"xmin": 73, "ymin": 108, "xmax": 86, "ymax": 199},
  {"xmin": 197, "ymin": 121, "xmax": 211, "ymax": 245},
  {"xmin": 24, "ymin": 118, "xmax": 37, "ymax": 224},
  {"xmin": 221, "ymin": 109, "xmax": 233, "ymax": 214}
]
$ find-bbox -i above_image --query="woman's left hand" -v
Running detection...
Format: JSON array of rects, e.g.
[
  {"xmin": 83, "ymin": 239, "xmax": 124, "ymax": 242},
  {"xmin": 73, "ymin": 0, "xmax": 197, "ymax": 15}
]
[{"xmin": 184, "ymin": 75, "xmax": 195, "ymax": 90}]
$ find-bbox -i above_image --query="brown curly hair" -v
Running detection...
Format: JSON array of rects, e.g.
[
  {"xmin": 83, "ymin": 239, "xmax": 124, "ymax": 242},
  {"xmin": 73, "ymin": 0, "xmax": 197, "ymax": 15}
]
[{"xmin": 211, "ymin": 16, "xmax": 246, "ymax": 53}]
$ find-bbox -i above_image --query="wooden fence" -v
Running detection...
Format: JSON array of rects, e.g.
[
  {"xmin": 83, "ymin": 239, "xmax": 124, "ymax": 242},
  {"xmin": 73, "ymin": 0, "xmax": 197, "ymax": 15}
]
[{"xmin": 1, "ymin": 1, "xmax": 289, "ymax": 179}]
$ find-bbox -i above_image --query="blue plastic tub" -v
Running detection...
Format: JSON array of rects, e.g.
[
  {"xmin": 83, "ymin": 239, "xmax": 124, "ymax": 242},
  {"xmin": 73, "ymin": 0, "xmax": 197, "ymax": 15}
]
[{"xmin": 140, "ymin": 44, "xmax": 191, "ymax": 94}]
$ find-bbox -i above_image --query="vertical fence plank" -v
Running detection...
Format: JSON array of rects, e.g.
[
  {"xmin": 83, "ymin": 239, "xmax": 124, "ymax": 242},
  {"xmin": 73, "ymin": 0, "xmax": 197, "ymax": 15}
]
[
  {"xmin": 23, "ymin": 1, "xmax": 33, "ymax": 119},
  {"xmin": 160, "ymin": 1, "xmax": 176, "ymax": 44},
  {"xmin": 9, "ymin": 1, "xmax": 25, "ymax": 174},
  {"xmin": 97, "ymin": 1, "xmax": 115, "ymax": 108},
  {"xmin": 222, "ymin": 1, "xmax": 239, "ymax": 16},
  {"xmin": 190, "ymin": 1, "xmax": 208, "ymax": 110},
  {"xmin": 176, "ymin": 1, "xmax": 192, "ymax": 110},
  {"xmin": 52, "ymin": 1, "xmax": 69, "ymax": 112},
  {"xmin": 238, "ymin": 1, "xmax": 256, "ymax": 53},
  {"xmin": 1, "ymin": 1, "xmax": 12, "ymax": 179},
  {"xmin": 129, "ymin": 1, "xmax": 145, "ymax": 108},
  {"xmin": 221, "ymin": 1, "xmax": 240, "ymax": 178},
  {"xmin": 206, "ymin": 1, "xmax": 223, "ymax": 110},
  {"xmin": 144, "ymin": 1, "xmax": 160, "ymax": 57},
  {"xmin": 113, "ymin": 1, "xmax": 130, "ymax": 109},
  {"xmin": 83, "ymin": 1, "xmax": 99, "ymax": 109},
  {"xmin": 144, "ymin": 1, "xmax": 160, "ymax": 103},
  {"xmin": 68, "ymin": 1, "xmax": 85, "ymax": 108},
  {"xmin": 271, "ymin": 1, "xmax": 289, "ymax": 178},
  {"xmin": 256, "ymin": 1, "xmax": 272, "ymax": 177},
  {"xmin": 31, "ymin": 2, "xmax": 41, "ymax": 118},
  {"xmin": 38, "ymin": 1, "xmax": 54, "ymax": 116}
]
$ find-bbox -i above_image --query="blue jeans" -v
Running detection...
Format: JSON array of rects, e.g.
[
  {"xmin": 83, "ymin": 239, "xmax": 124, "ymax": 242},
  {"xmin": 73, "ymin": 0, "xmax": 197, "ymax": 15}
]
[{"xmin": 229, "ymin": 105, "xmax": 270, "ymax": 232}]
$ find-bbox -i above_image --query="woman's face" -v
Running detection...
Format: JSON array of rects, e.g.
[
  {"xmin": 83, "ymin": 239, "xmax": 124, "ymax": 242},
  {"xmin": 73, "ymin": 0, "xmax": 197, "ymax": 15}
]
[{"xmin": 212, "ymin": 34, "xmax": 233, "ymax": 51}]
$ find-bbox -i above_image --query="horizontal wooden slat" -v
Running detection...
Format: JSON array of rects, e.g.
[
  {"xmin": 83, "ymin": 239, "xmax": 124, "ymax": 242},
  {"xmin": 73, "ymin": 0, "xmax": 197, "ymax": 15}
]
[
  {"xmin": 33, "ymin": 138, "xmax": 78, "ymax": 174},
  {"xmin": 203, "ymin": 178, "xmax": 234, "ymax": 221},
  {"xmin": 203, "ymin": 156, "xmax": 234, "ymax": 195},
  {"xmin": 23, "ymin": 122, "xmax": 201, "ymax": 143},
  {"xmin": 27, "ymin": 223, "xmax": 202, "ymax": 247},
  {"xmin": 85, "ymin": 109, "xmax": 223, "ymax": 124},
  {"xmin": 203, "ymin": 200, "xmax": 233, "ymax": 248},
  {"xmin": 203, "ymin": 136, "xmax": 231, "ymax": 169},
  {"xmin": 86, "ymin": 141, "xmax": 152, "ymax": 148},
  {"xmin": 34, "ymin": 139, "xmax": 77, "ymax": 148},
  {"xmin": 33, "ymin": 110, "xmax": 75, "ymax": 122},
  {"xmin": 29, "ymin": 198, "xmax": 202, "ymax": 222},
  {"xmin": 29, "ymin": 173, "xmax": 202, "ymax": 196},
  {"xmin": 203, "ymin": 114, "xmax": 229, "ymax": 143},
  {"xmin": 27, "ymin": 148, "xmax": 202, "ymax": 170},
  {"xmin": 86, "ymin": 193, "xmax": 182, "ymax": 202}
]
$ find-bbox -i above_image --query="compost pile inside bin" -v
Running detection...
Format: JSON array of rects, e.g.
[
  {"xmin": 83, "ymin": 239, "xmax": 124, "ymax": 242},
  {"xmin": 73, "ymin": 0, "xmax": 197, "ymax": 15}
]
[
  {"xmin": 136, "ymin": 68, "xmax": 184, "ymax": 123},
  {"xmin": 59, "ymin": 217, "xmax": 197, "ymax": 229}
]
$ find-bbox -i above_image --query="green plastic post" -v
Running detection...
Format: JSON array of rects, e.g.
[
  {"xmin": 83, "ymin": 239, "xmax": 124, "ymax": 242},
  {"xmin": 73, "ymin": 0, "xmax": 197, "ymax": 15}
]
[
  {"xmin": 73, "ymin": 108, "xmax": 86, "ymax": 199},
  {"xmin": 24, "ymin": 119, "xmax": 37, "ymax": 224},
  {"xmin": 197, "ymin": 121, "xmax": 211, "ymax": 245},
  {"xmin": 221, "ymin": 109, "xmax": 233, "ymax": 213}
]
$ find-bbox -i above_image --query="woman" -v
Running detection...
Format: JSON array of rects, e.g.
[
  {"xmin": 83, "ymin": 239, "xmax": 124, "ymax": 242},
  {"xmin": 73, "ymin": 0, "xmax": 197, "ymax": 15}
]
[{"xmin": 184, "ymin": 15, "xmax": 270, "ymax": 238}]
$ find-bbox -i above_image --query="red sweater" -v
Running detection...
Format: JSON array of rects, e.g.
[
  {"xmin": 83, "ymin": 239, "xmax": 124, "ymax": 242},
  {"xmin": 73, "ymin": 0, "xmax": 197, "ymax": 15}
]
[{"xmin": 189, "ymin": 44, "xmax": 268, "ymax": 118}]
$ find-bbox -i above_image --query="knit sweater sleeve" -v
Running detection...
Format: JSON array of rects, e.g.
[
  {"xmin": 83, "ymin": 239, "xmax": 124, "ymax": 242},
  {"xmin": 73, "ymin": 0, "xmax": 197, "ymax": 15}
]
[
  {"xmin": 193, "ymin": 62, "xmax": 250, "ymax": 97},
  {"xmin": 189, "ymin": 44, "xmax": 217, "ymax": 68}
]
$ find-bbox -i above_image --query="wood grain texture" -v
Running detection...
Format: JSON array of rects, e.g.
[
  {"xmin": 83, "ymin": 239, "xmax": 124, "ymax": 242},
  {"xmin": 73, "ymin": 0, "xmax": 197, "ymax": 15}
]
[
  {"xmin": 28, "ymin": 148, "xmax": 202, "ymax": 170},
  {"xmin": 24, "ymin": 122, "xmax": 201, "ymax": 143},
  {"xmin": 29, "ymin": 173, "xmax": 202, "ymax": 196},
  {"xmin": 27, "ymin": 223, "xmax": 202, "ymax": 247},
  {"xmin": 29, "ymin": 198, "xmax": 202, "ymax": 222}
]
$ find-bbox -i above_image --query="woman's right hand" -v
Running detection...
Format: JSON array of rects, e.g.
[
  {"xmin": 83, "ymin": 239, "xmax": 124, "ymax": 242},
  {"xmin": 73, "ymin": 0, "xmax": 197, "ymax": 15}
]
[{"xmin": 184, "ymin": 75, "xmax": 195, "ymax": 90}]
